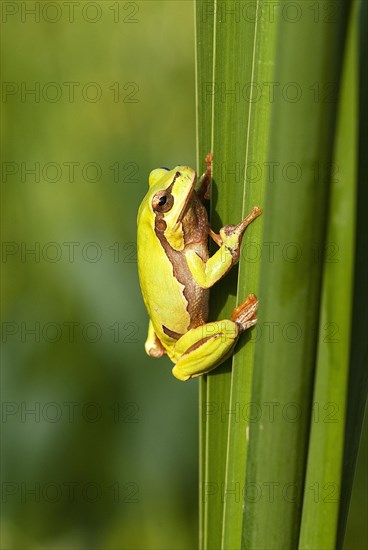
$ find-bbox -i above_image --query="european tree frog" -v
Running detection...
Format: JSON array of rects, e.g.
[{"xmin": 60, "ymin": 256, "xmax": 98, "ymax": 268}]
[{"xmin": 137, "ymin": 154, "xmax": 261, "ymax": 381}]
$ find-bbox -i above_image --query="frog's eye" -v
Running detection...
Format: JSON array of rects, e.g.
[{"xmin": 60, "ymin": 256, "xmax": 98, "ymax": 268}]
[{"xmin": 152, "ymin": 191, "xmax": 174, "ymax": 213}]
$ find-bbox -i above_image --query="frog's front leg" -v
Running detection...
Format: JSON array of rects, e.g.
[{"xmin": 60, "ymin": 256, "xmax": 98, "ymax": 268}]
[
  {"xmin": 145, "ymin": 320, "xmax": 167, "ymax": 358},
  {"xmin": 171, "ymin": 294, "xmax": 258, "ymax": 381},
  {"xmin": 185, "ymin": 206, "xmax": 262, "ymax": 289}
]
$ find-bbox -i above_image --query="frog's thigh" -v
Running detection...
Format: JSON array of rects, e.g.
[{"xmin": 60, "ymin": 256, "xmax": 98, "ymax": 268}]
[{"xmin": 172, "ymin": 320, "xmax": 239, "ymax": 381}]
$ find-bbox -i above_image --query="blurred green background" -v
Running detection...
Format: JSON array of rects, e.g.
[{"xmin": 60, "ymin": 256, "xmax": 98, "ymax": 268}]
[{"xmin": 1, "ymin": 1, "xmax": 366, "ymax": 549}]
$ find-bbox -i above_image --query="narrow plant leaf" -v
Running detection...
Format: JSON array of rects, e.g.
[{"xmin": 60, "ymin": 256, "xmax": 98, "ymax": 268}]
[
  {"xmin": 243, "ymin": 1, "xmax": 351, "ymax": 548},
  {"xmin": 198, "ymin": 1, "xmax": 269, "ymax": 546},
  {"xmin": 195, "ymin": 2, "xmax": 215, "ymax": 546},
  {"xmin": 202, "ymin": 7, "xmax": 255, "ymax": 547},
  {"xmin": 298, "ymin": 3, "xmax": 358, "ymax": 547},
  {"xmin": 337, "ymin": 0, "xmax": 368, "ymax": 546},
  {"xmin": 221, "ymin": 3, "xmax": 279, "ymax": 548},
  {"xmin": 195, "ymin": 0, "xmax": 215, "ymax": 171}
]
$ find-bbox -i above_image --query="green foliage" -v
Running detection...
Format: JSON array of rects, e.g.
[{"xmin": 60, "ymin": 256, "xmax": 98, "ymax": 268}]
[
  {"xmin": 195, "ymin": 1, "xmax": 366, "ymax": 549},
  {"xmin": 2, "ymin": 1, "xmax": 366, "ymax": 549}
]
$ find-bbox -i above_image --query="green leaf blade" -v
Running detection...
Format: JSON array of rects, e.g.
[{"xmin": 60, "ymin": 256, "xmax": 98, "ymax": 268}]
[
  {"xmin": 243, "ymin": 2, "xmax": 350, "ymax": 547},
  {"xmin": 221, "ymin": 3, "xmax": 279, "ymax": 548},
  {"xmin": 298, "ymin": 3, "xmax": 359, "ymax": 548}
]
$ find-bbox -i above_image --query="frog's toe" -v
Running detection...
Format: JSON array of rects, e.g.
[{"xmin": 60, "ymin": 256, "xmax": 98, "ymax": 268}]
[{"xmin": 230, "ymin": 294, "xmax": 258, "ymax": 332}]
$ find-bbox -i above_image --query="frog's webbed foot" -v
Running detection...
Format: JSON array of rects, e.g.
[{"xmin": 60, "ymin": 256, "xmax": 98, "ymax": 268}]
[
  {"xmin": 197, "ymin": 152, "xmax": 212, "ymax": 202},
  {"xmin": 230, "ymin": 293, "xmax": 258, "ymax": 332}
]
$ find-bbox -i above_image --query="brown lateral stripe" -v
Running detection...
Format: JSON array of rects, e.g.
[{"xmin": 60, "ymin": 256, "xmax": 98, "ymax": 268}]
[
  {"xmin": 153, "ymin": 185, "xmax": 209, "ymax": 330},
  {"xmin": 154, "ymin": 216, "xmax": 192, "ymax": 320},
  {"xmin": 182, "ymin": 334, "xmax": 219, "ymax": 357},
  {"xmin": 162, "ymin": 325, "xmax": 183, "ymax": 340}
]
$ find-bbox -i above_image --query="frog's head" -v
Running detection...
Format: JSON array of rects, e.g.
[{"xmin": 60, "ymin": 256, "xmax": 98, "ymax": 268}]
[{"xmin": 138, "ymin": 166, "xmax": 197, "ymax": 250}]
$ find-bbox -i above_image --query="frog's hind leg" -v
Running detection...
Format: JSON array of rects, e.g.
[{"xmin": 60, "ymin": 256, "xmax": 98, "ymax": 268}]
[
  {"xmin": 171, "ymin": 320, "xmax": 239, "ymax": 381},
  {"xmin": 171, "ymin": 294, "xmax": 258, "ymax": 381}
]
